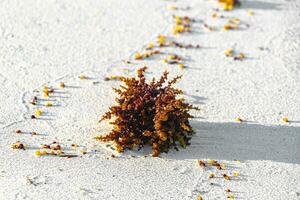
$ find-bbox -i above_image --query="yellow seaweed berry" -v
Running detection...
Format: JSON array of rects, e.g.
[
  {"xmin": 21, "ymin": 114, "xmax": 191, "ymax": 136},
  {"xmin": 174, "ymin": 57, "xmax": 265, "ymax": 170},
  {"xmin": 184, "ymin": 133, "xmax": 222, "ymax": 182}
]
[
  {"xmin": 41, "ymin": 149, "xmax": 47, "ymax": 155},
  {"xmin": 134, "ymin": 52, "xmax": 142, "ymax": 60},
  {"xmin": 282, "ymin": 117, "xmax": 289, "ymax": 123},
  {"xmin": 56, "ymin": 149, "xmax": 63, "ymax": 155},
  {"xmin": 235, "ymin": 53, "xmax": 245, "ymax": 60},
  {"xmin": 80, "ymin": 149, "xmax": 87, "ymax": 155},
  {"xmin": 203, "ymin": 24, "xmax": 213, "ymax": 32},
  {"xmin": 79, "ymin": 74, "xmax": 87, "ymax": 80},
  {"xmin": 35, "ymin": 109, "xmax": 42, "ymax": 116},
  {"xmin": 221, "ymin": 163, "xmax": 226, "ymax": 169},
  {"xmin": 173, "ymin": 24, "xmax": 185, "ymax": 34},
  {"xmin": 233, "ymin": 171, "xmax": 239, "ymax": 177},
  {"xmin": 35, "ymin": 150, "xmax": 41, "ymax": 157},
  {"xmin": 143, "ymin": 52, "xmax": 150, "ymax": 58},
  {"xmin": 157, "ymin": 35, "xmax": 165, "ymax": 45},
  {"xmin": 50, "ymin": 149, "xmax": 55, "ymax": 155},
  {"xmin": 178, "ymin": 64, "xmax": 185, "ymax": 69},
  {"xmin": 60, "ymin": 82, "xmax": 65, "ymax": 88},
  {"xmin": 43, "ymin": 90, "xmax": 49, "ymax": 97},
  {"xmin": 209, "ymin": 173, "xmax": 215, "ymax": 179},
  {"xmin": 197, "ymin": 194, "xmax": 203, "ymax": 200},
  {"xmin": 167, "ymin": 5, "xmax": 177, "ymax": 10},
  {"xmin": 147, "ymin": 43, "xmax": 154, "ymax": 49},
  {"xmin": 248, "ymin": 10, "xmax": 254, "ymax": 16},
  {"xmin": 162, "ymin": 59, "xmax": 168, "ymax": 63},
  {"xmin": 208, "ymin": 159, "xmax": 217, "ymax": 164},
  {"xmin": 219, "ymin": 0, "xmax": 234, "ymax": 11},
  {"xmin": 168, "ymin": 54, "xmax": 176, "ymax": 60},
  {"xmin": 45, "ymin": 102, "xmax": 53, "ymax": 107},
  {"xmin": 43, "ymin": 86, "xmax": 49, "ymax": 92},
  {"xmin": 229, "ymin": 18, "xmax": 240, "ymax": 24},
  {"xmin": 227, "ymin": 194, "xmax": 235, "ymax": 199},
  {"xmin": 235, "ymin": 117, "xmax": 243, "ymax": 123},
  {"xmin": 223, "ymin": 24, "xmax": 236, "ymax": 31},
  {"xmin": 212, "ymin": 12, "xmax": 218, "ymax": 18},
  {"xmin": 225, "ymin": 48, "xmax": 234, "ymax": 57}
]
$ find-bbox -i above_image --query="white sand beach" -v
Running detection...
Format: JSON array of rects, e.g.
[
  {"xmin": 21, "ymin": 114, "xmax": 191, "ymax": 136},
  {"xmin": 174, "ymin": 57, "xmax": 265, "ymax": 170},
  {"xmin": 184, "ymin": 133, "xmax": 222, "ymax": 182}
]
[{"xmin": 0, "ymin": 0, "xmax": 299, "ymax": 199}]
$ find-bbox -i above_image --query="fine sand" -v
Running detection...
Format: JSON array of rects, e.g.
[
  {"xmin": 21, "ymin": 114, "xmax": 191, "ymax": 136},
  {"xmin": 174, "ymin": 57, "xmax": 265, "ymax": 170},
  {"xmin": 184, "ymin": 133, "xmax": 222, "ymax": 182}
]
[{"xmin": 0, "ymin": 0, "xmax": 299, "ymax": 199}]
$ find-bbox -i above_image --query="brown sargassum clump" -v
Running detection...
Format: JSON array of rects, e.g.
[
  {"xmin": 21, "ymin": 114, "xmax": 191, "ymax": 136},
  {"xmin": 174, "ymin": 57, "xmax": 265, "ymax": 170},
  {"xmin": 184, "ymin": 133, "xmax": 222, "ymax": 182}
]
[{"xmin": 96, "ymin": 67, "xmax": 198, "ymax": 156}]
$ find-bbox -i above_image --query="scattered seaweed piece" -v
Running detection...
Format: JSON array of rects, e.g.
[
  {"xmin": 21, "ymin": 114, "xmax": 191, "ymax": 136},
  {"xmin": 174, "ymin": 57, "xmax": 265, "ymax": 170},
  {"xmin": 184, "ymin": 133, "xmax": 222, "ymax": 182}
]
[
  {"xmin": 281, "ymin": 117, "xmax": 289, "ymax": 123},
  {"xmin": 11, "ymin": 141, "xmax": 25, "ymax": 150},
  {"xmin": 223, "ymin": 174, "xmax": 231, "ymax": 181},
  {"xmin": 219, "ymin": 0, "xmax": 240, "ymax": 11},
  {"xmin": 235, "ymin": 117, "xmax": 243, "ymax": 123},
  {"xmin": 96, "ymin": 67, "xmax": 198, "ymax": 156},
  {"xmin": 198, "ymin": 160, "xmax": 206, "ymax": 168},
  {"xmin": 198, "ymin": 194, "xmax": 203, "ymax": 200},
  {"xmin": 60, "ymin": 82, "xmax": 65, "ymax": 88}
]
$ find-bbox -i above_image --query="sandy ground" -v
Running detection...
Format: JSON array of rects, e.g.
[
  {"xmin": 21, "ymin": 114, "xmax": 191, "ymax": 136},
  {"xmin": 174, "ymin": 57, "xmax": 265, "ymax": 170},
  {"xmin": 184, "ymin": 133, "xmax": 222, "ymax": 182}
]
[{"xmin": 0, "ymin": 0, "xmax": 300, "ymax": 199}]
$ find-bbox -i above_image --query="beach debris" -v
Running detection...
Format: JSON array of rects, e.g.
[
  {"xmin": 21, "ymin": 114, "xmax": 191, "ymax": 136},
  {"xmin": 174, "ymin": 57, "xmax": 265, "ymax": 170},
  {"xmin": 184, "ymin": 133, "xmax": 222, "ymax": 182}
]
[
  {"xmin": 208, "ymin": 159, "xmax": 217, "ymax": 164},
  {"xmin": 214, "ymin": 163, "xmax": 222, "ymax": 170},
  {"xmin": 234, "ymin": 53, "xmax": 245, "ymax": 61},
  {"xmin": 212, "ymin": 12, "xmax": 219, "ymax": 18},
  {"xmin": 198, "ymin": 160, "xmax": 206, "ymax": 168},
  {"xmin": 45, "ymin": 102, "xmax": 53, "ymax": 107},
  {"xmin": 60, "ymin": 82, "xmax": 65, "ymax": 88},
  {"xmin": 223, "ymin": 174, "xmax": 231, "ymax": 181},
  {"xmin": 135, "ymin": 52, "xmax": 143, "ymax": 60},
  {"xmin": 146, "ymin": 43, "xmax": 154, "ymax": 50},
  {"xmin": 221, "ymin": 163, "xmax": 226, "ymax": 169},
  {"xmin": 234, "ymin": 159, "xmax": 241, "ymax": 164},
  {"xmin": 41, "ymin": 149, "xmax": 47, "ymax": 155},
  {"xmin": 43, "ymin": 86, "xmax": 53, "ymax": 97},
  {"xmin": 203, "ymin": 24, "xmax": 214, "ymax": 32},
  {"xmin": 25, "ymin": 176, "xmax": 36, "ymax": 186},
  {"xmin": 281, "ymin": 117, "xmax": 289, "ymax": 123},
  {"xmin": 219, "ymin": 0, "xmax": 240, "ymax": 11},
  {"xmin": 178, "ymin": 63, "xmax": 186, "ymax": 69},
  {"xmin": 15, "ymin": 129, "xmax": 22, "ymax": 134},
  {"xmin": 167, "ymin": 5, "xmax": 178, "ymax": 10},
  {"xmin": 96, "ymin": 67, "xmax": 199, "ymax": 156},
  {"xmin": 172, "ymin": 16, "xmax": 192, "ymax": 35},
  {"xmin": 71, "ymin": 143, "xmax": 79, "ymax": 148},
  {"xmin": 35, "ymin": 150, "xmax": 41, "ymax": 156},
  {"xmin": 226, "ymin": 189, "xmax": 231, "ymax": 193},
  {"xmin": 35, "ymin": 109, "xmax": 42, "ymax": 116},
  {"xmin": 233, "ymin": 171, "xmax": 239, "ymax": 177},
  {"xmin": 79, "ymin": 74, "xmax": 87, "ymax": 80},
  {"xmin": 225, "ymin": 48, "xmax": 234, "ymax": 57},
  {"xmin": 223, "ymin": 24, "xmax": 238, "ymax": 31},
  {"xmin": 104, "ymin": 75, "xmax": 125, "ymax": 81},
  {"xmin": 30, "ymin": 96, "xmax": 38, "ymax": 105},
  {"xmin": 247, "ymin": 10, "xmax": 254, "ymax": 16},
  {"xmin": 209, "ymin": 173, "xmax": 215, "ymax": 179},
  {"xmin": 235, "ymin": 117, "xmax": 243, "ymax": 123},
  {"xmin": 11, "ymin": 141, "xmax": 25, "ymax": 150}
]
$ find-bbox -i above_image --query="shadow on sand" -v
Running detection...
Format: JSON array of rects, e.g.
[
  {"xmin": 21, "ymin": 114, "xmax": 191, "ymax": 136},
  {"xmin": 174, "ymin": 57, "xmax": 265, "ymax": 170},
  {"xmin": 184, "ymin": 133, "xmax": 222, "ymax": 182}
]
[
  {"xmin": 240, "ymin": 0, "xmax": 282, "ymax": 10},
  {"xmin": 163, "ymin": 121, "xmax": 300, "ymax": 164}
]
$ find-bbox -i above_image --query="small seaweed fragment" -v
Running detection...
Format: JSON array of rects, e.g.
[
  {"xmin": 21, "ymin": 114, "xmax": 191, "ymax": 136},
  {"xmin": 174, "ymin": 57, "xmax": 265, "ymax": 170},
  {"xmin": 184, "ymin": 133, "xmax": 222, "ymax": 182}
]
[
  {"xmin": 11, "ymin": 141, "xmax": 25, "ymax": 150},
  {"xmin": 198, "ymin": 160, "xmax": 206, "ymax": 169},
  {"xmin": 219, "ymin": 0, "xmax": 240, "ymax": 11},
  {"xmin": 96, "ymin": 67, "xmax": 198, "ymax": 156},
  {"xmin": 281, "ymin": 117, "xmax": 289, "ymax": 123}
]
